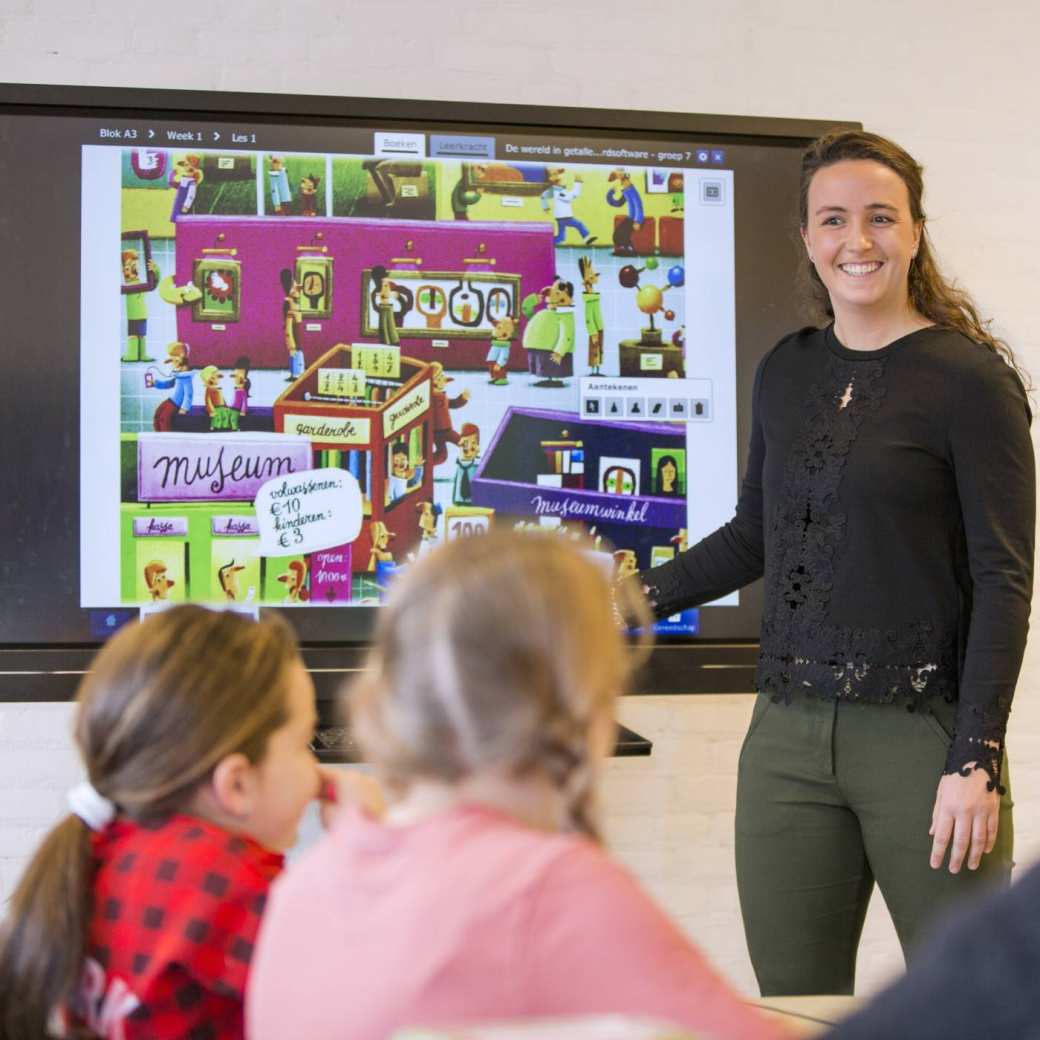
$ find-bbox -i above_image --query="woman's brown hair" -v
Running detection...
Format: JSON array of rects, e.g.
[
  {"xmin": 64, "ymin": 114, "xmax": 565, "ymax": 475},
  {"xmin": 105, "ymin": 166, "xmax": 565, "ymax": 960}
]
[
  {"xmin": 0, "ymin": 605, "xmax": 299, "ymax": 1040},
  {"xmin": 799, "ymin": 130, "xmax": 1027, "ymax": 384},
  {"xmin": 350, "ymin": 530, "xmax": 651, "ymax": 843}
]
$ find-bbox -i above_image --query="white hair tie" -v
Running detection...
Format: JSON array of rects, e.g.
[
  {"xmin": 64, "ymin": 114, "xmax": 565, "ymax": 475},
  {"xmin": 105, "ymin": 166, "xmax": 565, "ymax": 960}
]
[{"xmin": 67, "ymin": 782, "xmax": 116, "ymax": 831}]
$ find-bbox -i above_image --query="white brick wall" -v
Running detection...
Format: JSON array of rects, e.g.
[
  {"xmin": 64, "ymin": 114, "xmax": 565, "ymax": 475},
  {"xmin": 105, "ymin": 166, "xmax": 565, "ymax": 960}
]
[
  {"xmin": 0, "ymin": 705, "xmax": 82, "ymax": 902},
  {"xmin": 3, "ymin": 0, "xmax": 1040, "ymax": 1001}
]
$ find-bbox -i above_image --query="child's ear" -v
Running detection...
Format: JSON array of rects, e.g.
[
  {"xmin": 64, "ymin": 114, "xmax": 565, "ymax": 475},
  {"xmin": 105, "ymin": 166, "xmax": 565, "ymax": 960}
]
[{"xmin": 210, "ymin": 752, "xmax": 258, "ymax": 820}]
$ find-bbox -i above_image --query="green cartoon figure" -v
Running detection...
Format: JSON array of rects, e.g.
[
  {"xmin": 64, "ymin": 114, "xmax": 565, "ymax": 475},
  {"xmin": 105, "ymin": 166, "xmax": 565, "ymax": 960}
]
[
  {"xmin": 521, "ymin": 278, "xmax": 575, "ymax": 388},
  {"xmin": 578, "ymin": 255, "xmax": 604, "ymax": 376},
  {"xmin": 121, "ymin": 249, "xmax": 159, "ymax": 362}
]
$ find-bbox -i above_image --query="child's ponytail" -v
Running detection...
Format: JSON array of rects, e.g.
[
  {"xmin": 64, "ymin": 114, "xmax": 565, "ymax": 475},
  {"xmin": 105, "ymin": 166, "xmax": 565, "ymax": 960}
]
[
  {"xmin": 537, "ymin": 725, "xmax": 603, "ymax": 842},
  {"xmin": 0, "ymin": 817, "xmax": 94, "ymax": 1040},
  {"xmin": 561, "ymin": 756, "xmax": 601, "ymax": 843}
]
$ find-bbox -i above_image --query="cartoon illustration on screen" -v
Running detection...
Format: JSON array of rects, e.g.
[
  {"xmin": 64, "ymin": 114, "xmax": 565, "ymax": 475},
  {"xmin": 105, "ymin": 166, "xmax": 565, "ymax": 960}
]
[
  {"xmin": 606, "ymin": 168, "xmax": 644, "ymax": 256},
  {"xmin": 158, "ymin": 275, "xmax": 202, "ymax": 307},
  {"xmin": 459, "ymin": 161, "xmax": 550, "ymax": 198},
  {"xmin": 600, "ymin": 457, "xmax": 640, "ymax": 495},
  {"xmin": 616, "ymin": 259, "xmax": 686, "ymax": 377},
  {"xmin": 121, "ymin": 235, "xmax": 159, "ymax": 362},
  {"xmin": 370, "ymin": 264, "xmax": 402, "ymax": 346},
  {"xmin": 362, "ymin": 159, "xmax": 431, "ymax": 217},
  {"xmin": 110, "ymin": 142, "xmax": 706, "ymax": 620},
  {"xmin": 416, "ymin": 500, "xmax": 441, "ymax": 550},
  {"xmin": 143, "ymin": 560, "xmax": 174, "ymax": 601},
  {"xmin": 280, "ymin": 269, "xmax": 304, "ymax": 379},
  {"xmin": 277, "ymin": 559, "xmax": 311, "ymax": 602},
  {"xmin": 367, "ymin": 520, "xmax": 395, "ymax": 572},
  {"xmin": 539, "ymin": 432, "xmax": 584, "ymax": 490},
  {"xmin": 299, "ymin": 173, "xmax": 321, "ymax": 217},
  {"xmin": 485, "ymin": 315, "xmax": 516, "ymax": 385},
  {"xmin": 431, "ymin": 362, "xmax": 471, "ymax": 464},
  {"xmin": 413, "ymin": 281, "xmax": 445, "ymax": 329},
  {"xmin": 578, "ymin": 255, "xmax": 604, "ymax": 376},
  {"xmin": 230, "ymin": 355, "xmax": 251, "ymax": 425},
  {"xmin": 217, "ymin": 560, "xmax": 246, "ymax": 601},
  {"xmin": 521, "ymin": 278, "xmax": 575, "ymax": 388},
  {"xmin": 181, "ymin": 153, "xmax": 257, "ymax": 215},
  {"xmin": 387, "ymin": 441, "xmax": 418, "ymax": 504},
  {"xmin": 652, "ymin": 449, "xmax": 685, "ymax": 496},
  {"xmin": 192, "ymin": 258, "xmax": 241, "ymax": 322},
  {"xmin": 267, "ymin": 155, "xmax": 292, "ymax": 215},
  {"xmin": 450, "ymin": 166, "xmax": 484, "ymax": 220},
  {"xmin": 149, "ymin": 341, "xmax": 193, "ymax": 431},
  {"xmin": 131, "ymin": 148, "xmax": 168, "ymax": 182},
  {"xmin": 453, "ymin": 423, "xmax": 481, "ymax": 505},
  {"xmin": 331, "ymin": 159, "xmax": 436, "ymax": 220},
  {"xmin": 540, "ymin": 169, "xmax": 596, "ymax": 246},
  {"xmin": 169, "ymin": 155, "xmax": 203, "ymax": 220},
  {"xmin": 200, "ymin": 365, "xmax": 237, "ymax": 431}
]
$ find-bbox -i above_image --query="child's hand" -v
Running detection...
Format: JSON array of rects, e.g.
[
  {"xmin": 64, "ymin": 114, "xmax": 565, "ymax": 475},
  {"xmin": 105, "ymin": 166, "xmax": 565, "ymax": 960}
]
[{"xmin": 317, "ymin": 766, "xmax": 386, "ymax": 828}]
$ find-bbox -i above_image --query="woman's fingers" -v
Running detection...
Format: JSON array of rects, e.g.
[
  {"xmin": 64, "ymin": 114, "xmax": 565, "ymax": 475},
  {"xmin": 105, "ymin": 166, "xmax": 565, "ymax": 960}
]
[
  {"xmin": 929, "ymin": 788, "xmax": 942, "ymax": 837},
  {"xmin": 946, "ymin": 810, "xmax": 993, "ymax": 873},
  {"xmin": 945, "ymin": 813, "xmax": 972, "ymax": 874},
  {"xmin": 929, "ymin": 811, "xmax": 953, "ymax": 870},
  {"xmin": 985, "ymin": 808, "xmax": 1000, "ymax": 855},
  {"xmin": 966, "ymin": 812, "xmax": 992, "ymax": 870}
]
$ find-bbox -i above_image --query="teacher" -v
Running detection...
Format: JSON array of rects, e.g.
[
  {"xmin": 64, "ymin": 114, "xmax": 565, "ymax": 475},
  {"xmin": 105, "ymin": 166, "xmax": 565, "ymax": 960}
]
[{"xmin": 640, "ymin": 130, "xmax": 1034, "ymax": 996}]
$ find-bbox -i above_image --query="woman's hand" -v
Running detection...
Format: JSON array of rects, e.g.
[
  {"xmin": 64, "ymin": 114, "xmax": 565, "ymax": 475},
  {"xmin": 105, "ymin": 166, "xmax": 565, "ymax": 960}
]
[{"xmin": 929, "ymin": 767, "xmax": 1000, "ymax": 873}]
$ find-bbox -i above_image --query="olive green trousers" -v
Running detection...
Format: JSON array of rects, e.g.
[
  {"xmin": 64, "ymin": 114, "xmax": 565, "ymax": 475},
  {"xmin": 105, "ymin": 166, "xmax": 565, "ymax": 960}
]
[{"xmin": 735, "ymin": 692, "xmax": 1013, "ymax": 996}]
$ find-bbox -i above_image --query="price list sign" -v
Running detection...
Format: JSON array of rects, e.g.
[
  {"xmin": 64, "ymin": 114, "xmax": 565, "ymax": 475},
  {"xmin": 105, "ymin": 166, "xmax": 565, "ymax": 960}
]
[
  {"xmin": 352, "ymin": 343, "xmax": 401, "ymax": 378},
  {"xmin": 317, "ymin": 367, "xmax": 367, "ymax": 398},
  {"xmin": 254, "ymin": 468, "xmax": 363, "ymax": 555}
]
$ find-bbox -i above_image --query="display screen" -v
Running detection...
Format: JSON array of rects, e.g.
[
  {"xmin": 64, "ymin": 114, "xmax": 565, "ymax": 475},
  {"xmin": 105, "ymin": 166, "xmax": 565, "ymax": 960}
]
[{"xmin": 0, "ymin": 89, "xmax": 849, "ymax": 646}]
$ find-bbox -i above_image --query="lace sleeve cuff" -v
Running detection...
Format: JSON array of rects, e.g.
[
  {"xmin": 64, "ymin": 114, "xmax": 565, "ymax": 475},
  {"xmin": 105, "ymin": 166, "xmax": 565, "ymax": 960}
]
[
  {"xmin": 943, "ymin": 704, "xmax": 1008, "ymax": 795},
  {"xmin": 638, "ymin": 560, "xmax": 695, "ymax": 620}
]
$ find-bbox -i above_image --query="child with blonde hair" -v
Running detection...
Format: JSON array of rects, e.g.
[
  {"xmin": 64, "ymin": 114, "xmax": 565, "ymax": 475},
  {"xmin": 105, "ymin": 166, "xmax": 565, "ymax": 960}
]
[
  {"xmin": 248, "ymin": 531, "xmax": 789, "ymax": 1039},
  {"xmin": 0, "ymin": 606, "xmax": 331, "ymax": 1040}
]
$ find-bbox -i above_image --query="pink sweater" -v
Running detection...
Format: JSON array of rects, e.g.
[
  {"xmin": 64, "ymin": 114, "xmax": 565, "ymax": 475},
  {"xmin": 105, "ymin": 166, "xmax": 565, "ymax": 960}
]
[{"xmin": 247, "ymin": 805, "xmax": 788, "ymax": 1040}]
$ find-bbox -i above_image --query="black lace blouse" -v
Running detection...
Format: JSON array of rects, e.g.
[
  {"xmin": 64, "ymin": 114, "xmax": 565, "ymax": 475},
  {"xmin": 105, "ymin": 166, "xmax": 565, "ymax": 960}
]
[{"xmin": 641, "ymin": 325, "xmax": 1034, "ymax": 791}]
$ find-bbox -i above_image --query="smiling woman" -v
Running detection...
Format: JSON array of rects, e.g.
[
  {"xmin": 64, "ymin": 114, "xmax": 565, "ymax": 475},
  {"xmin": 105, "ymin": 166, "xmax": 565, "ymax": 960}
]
[
  {"xmin": 797, "ymin": 133, "xmax": 1025, "ymax": 378},
  {"xmin": 801, "ymin": 159, "xmax": 926, "ymax": 342},
  {"xmin": 639, "ymin": 130, "xmax": 1035, "ymax": 998}
]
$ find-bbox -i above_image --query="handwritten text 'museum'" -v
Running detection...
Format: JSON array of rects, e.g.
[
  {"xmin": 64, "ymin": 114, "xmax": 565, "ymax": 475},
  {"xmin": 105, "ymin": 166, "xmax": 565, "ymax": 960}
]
[{"xmin": 137, "ymin": 434, "xmax": 313, "ymax": 502}]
